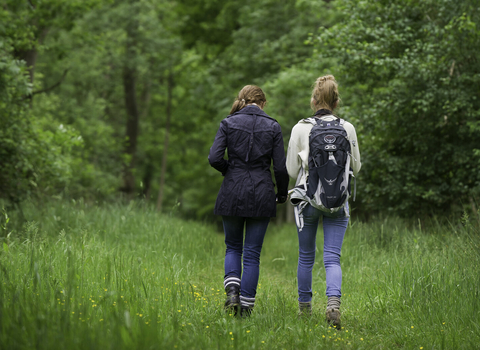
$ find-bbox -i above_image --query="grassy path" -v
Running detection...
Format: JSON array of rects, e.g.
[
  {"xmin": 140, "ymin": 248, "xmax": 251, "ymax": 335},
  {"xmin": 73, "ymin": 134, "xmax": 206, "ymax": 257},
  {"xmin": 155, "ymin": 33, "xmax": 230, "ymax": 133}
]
[{"xmin": 0, "ymin": 201, "xmax": 479, "ymax": 349}]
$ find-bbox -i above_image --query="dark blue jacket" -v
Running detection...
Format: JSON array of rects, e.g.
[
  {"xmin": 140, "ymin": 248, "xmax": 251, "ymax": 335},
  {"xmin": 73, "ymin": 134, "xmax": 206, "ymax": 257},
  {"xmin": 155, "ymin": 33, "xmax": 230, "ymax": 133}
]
[{"xmin": 208, "ymin": 105, "xmax": 289, "ymax": 217}]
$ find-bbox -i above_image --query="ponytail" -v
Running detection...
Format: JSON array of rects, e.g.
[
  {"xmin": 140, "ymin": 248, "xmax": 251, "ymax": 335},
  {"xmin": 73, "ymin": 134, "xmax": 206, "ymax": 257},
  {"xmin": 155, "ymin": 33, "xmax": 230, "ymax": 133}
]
[{"xmin": 229, "ymin": 98, "xmax": 247, "ymax": 114}]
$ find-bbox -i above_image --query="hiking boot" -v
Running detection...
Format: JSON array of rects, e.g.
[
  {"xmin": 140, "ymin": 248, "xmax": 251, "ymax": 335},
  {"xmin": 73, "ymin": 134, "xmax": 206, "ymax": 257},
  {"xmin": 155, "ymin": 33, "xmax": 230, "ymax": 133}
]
[
  {"xmin": 326, "ymin": 308, "xmax": 341, "ymax": 330},
  {"xmin": 298, "ymin": 302, "xmax": 312, "ymax": 317},
  {"xmin": 224, "ymin": 285, "xmax": 240, "ymax": 315}
]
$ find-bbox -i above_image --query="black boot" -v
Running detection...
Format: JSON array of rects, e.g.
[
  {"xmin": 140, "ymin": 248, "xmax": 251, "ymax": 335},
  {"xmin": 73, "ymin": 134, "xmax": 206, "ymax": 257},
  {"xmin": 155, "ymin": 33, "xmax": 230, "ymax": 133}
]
[
  {"xmin": 224, "ymin": 285, "xmax": 240, "ymax": 315},
  {"xmin": 240, "ymin": 305, "xmax": 253, "ymax": 318}
]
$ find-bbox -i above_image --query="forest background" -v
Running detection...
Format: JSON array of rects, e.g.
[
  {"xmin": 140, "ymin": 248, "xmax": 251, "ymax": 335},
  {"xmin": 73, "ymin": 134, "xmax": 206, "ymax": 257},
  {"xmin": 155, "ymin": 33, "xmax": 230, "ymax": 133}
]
[{"xmin": 1, "ymin": 0, "xmax": 480, "ymax": 225}]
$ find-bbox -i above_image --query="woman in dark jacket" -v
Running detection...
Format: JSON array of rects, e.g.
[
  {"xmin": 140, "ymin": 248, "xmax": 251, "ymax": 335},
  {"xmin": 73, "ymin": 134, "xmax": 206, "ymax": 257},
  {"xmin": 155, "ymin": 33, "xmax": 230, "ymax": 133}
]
[{"xmin": 208, "ymin": 85, "xmax": 289, "ymax": 316}]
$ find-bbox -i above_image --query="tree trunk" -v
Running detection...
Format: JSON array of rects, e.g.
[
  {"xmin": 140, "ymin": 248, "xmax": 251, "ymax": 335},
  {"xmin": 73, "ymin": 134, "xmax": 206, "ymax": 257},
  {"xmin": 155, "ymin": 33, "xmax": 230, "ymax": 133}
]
[
  {"xmin": 121, "ymin": 17, "xmax": 140, "ymax": 198},
  {"xmin": 14, "ymin": 27, "xmax": 48, "ymax": 101},
  {"xmin": 141, "ymin": 78, "xmax": 152, "ymax": 119},
  {"xmin": 156, "ymin": 72, "xmax": 174, "ymax": 212},
  {"xmin": 142, "ymin": 163, "xmax": 153, "ymax": 201},
  {"xmin": 122, "ymin": 65, "xmax": 139, "ymax": 197},
  {"xmin": 22, "ymin": 49, "xmax": 38, "ymax": 84}
]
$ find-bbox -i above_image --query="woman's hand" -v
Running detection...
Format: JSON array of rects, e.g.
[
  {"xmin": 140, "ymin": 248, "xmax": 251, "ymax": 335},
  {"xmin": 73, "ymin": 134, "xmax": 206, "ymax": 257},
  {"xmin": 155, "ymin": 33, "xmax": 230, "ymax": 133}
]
[{"xmin": 276, "ymin": 194, "xmax": 288, "ymax": 204}]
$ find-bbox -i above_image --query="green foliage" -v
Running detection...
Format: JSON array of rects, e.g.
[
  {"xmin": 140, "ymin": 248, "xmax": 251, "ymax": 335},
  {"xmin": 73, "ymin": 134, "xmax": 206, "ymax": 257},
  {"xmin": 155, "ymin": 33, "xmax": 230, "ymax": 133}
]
[
  {"xmin": 0, "ymin": 64, "xmax": 84, "ymax": 203},
  {"xmin": 0, "ymin": 37, "xmax": 29, "ymax": 202},
  {"xmin": 0, "ymin": 201, "xmax": 479, "ymax": 349},
  {"xmin": 176, "ymin": 0, "xmax": 241, "ymax": 54},
  {"xmin": 316, "ymin": 0, "xmax": 480, "ymax": 216},
  {"xmin": 3, "ymin": 0, "xmax": 479, "ymax": 220},
  {"xmin": 1, "ymin": 0, "xmax": 341, "ymax": 219},
  {"xmin": 0, "ymin": 2, "xmax": 107, "ymax": 204}
]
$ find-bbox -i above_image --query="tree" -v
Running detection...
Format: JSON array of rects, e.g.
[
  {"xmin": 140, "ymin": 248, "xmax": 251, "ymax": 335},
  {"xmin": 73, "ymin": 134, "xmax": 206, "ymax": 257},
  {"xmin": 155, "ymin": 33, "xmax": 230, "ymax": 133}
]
[
  {"xmin": 316, "ymin": 0, "xmax": 480, "ymax": 217},
  {"xmin": 3, "ymin": 0, "xmax": 100, "ymax": 87},
  {"xmin": 121, "ymin": 0, "xmax": 141, "ymax": 197},
  {"xmin": 34, "ymin": 0, "xmax": 184, "ymax": 202},
  {"xmin": 0, "ymin": 4, "xmax": 85, "ymax": 206}
]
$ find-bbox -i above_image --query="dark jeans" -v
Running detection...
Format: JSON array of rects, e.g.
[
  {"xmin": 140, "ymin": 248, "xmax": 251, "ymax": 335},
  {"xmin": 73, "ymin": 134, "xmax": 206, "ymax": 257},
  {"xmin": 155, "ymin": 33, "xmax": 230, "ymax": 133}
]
[{"xmin": 222, "ymin": 216, "xmax": 270, "ymax": 299}]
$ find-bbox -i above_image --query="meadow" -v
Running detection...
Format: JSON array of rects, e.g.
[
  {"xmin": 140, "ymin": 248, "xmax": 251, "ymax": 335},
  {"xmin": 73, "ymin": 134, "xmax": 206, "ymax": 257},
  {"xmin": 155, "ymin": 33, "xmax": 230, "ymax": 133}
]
[{"xmin": 0, "ymin": 201, "xmax": 479, "ymax": 349}]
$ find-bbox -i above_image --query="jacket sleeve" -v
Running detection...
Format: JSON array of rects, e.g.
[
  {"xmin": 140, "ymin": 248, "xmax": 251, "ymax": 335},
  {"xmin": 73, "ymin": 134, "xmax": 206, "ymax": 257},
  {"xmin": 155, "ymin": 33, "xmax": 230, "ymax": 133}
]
[
  {"xmin": 272, "ymin": 123, "xmax": 289, "ymax": 200},
  {"xmin": 208, "ymin": 120, "xmax": 229, "ymax": 175}
]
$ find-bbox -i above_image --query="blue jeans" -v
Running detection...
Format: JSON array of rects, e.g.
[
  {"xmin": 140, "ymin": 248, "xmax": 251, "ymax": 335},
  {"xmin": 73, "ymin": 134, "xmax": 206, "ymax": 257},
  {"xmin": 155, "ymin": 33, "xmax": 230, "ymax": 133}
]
[
  {"xmin": 223, "ymin": 216, "xmax": 270, "ymax": 299},
  {"xmin": 296, "ymin": 204, "xmax": 349, "ymax": 302}
]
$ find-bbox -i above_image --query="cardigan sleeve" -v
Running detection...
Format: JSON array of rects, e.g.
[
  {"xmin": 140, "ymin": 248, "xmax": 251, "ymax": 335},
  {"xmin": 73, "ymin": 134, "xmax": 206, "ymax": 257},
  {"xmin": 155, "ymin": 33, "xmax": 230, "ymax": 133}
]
[
  {"xmin": 286, "ymin": 138, "xmax": 301, "ymax": 180},
  {"xmin": 286, "ymin": 122, "xmax": 310, "ymax": 181},
  {"xmin": 344, "ymin": 122, "xmax": 361, "ymax": 176}
]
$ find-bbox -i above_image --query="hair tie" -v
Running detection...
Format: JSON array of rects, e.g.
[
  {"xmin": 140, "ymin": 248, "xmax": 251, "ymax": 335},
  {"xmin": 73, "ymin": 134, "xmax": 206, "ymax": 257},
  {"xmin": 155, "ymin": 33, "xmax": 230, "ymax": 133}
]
[{"xmin": 241, "ymin": 99, "xmax": 245, "ymax": 102}]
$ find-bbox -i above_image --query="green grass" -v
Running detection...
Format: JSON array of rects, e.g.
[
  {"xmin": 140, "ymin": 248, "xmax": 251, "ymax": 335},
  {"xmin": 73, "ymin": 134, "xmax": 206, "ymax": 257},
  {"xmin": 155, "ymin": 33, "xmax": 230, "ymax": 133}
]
[{"xmin": 1, "ymin": 200, "xmax": 479, "ymax": 349}]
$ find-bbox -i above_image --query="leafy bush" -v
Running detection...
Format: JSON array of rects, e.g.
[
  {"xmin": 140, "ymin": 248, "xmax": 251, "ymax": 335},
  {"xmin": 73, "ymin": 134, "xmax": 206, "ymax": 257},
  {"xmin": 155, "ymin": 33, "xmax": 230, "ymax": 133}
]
[
  {"xmin": 317, "ymin": 0, "xmax": 480, "ymax": 217},
  {"xmin": 0, "ymin": 40, "xmax": 85, "ymax": 204}
]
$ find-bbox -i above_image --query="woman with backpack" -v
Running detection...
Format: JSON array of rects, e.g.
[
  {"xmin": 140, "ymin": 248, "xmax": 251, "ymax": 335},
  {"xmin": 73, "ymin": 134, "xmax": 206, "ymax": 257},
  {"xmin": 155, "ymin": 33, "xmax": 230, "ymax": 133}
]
[
  {"xmin": 208, "ymin": 85, "xmax": 289, "ymax": 317},
  {"xmin": 286, "ymin": 75, "xmax": 361, "ymax": 329}
]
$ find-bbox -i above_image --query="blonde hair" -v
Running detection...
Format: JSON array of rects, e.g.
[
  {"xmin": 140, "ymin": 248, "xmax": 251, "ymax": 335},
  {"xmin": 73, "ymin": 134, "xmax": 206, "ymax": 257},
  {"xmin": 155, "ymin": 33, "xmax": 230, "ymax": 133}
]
[
  {"xmin": 230, "ymin": 85, "xmax": 266, "ymax": 114},
  {"xmin": 310, "ymin": 75, "xmax": 340, "ymax": 111}
]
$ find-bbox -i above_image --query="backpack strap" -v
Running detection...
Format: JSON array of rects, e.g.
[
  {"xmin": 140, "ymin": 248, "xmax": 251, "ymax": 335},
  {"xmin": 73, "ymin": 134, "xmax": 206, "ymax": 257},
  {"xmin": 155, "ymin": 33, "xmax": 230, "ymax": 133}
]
[
  {"xmin": 295, "ymin": 166, "xmax": 306, "ymax": 190},
  {"xmin": 303, "ymin": 117, "xmax": 317, "ymax": 126},
  {"xmin": 315, "ymin": 116, "xmax": 344, "ymax": 127}
]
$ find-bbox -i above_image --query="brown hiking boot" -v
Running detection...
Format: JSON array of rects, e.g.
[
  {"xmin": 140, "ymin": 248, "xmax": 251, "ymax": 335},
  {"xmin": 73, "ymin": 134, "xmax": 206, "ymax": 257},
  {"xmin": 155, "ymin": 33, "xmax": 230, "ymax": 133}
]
[
  {"xmin": 298, "ymin": 302, "xmax": 312, "ymax": 317},
  {"xmin": 326, "ymin": 308, "xmax": 341, "ymax": 330}
]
